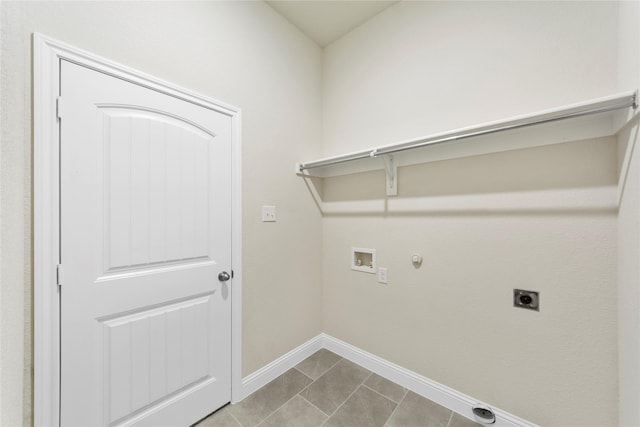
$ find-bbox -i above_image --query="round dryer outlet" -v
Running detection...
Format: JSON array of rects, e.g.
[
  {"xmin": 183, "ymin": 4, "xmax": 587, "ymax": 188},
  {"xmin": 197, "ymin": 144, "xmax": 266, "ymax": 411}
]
[{"xmin": 472, "ymin": 404, "xmax": 496, "ymax": 424}]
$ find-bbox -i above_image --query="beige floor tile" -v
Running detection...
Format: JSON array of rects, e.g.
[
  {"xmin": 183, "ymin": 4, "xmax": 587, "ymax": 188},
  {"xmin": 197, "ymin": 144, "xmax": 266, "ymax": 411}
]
[
  {"xmin": 324, "ymin": 385, "xmax": 397, "ymax": 427},
  {"xmin": 193, "ymin": 405, "xmax": 241, "ymax": 427},
  {"xmin": 299, "ymin": 359, "xmax": 371, "ymax": 415},
  {"xmin": 258, "ymin": 395, "xmax": 327, "ymax": 427},
  {"xmin": 449, "ymin": 412, "xmax": 483, "ymax": 427},
  {"xmin": 364, "ymin": 373, "xmax": 407, "ymax": 403},
  {"xmin": 386, "ymin": 391, "xmax": 452, "ymax": 427},
  {"xmin": 228, "ymin": 368, "xmax": 312, "ymax": 426},
  {"xmin": 295, "ymin": 349, "xmax": 342, "ymax": 380},
  {"xmin": 202, "ymin": 353, "xmax": 487, "ymax": 427}
]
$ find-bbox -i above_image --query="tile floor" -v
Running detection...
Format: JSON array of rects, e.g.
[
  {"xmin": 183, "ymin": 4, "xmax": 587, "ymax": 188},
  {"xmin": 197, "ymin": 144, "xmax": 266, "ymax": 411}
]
[{"xmin": 193, "ymin": 349, "xmax": 481, "ymax": 427}]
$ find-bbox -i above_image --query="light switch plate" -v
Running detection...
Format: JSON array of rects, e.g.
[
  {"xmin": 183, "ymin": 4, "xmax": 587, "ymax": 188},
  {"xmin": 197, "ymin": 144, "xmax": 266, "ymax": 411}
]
[{"xmin": 262, "ymin": 205, "xmax": 276, "ymax": 222}]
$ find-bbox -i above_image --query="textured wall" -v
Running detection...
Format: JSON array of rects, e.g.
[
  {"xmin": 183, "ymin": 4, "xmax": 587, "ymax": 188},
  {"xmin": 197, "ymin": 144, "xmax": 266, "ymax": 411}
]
[
  {"xmin": 321, "ymin": 2, "xmax": 620, "ymax": 425},
  {"xmin": 0, "ymin": 2, "xmax": 323, "ymax": 425},
  {"xmin": 322, "ymin": 139, "xmax": 618, "ymax": 426},
  {"xmin": 618, "ymin": 121, "xmax": 640, "ymax": 427},
  {"xmin": 323, "ymin": 1, "xmax": 618, "ymax": 156},
  {"xmin": 0, "ymin": 1, "xmax": 635, "ymax": 426},
  {"xmin": 617, "ymin": 2, "xmax": 640, "ymax": 424}
]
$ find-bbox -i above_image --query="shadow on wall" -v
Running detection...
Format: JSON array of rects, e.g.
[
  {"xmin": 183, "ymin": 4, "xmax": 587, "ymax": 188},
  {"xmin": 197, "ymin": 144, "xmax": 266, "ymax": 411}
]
[
  {"xmin": 303, "ymin": 136, "xmax": 619, "ymax": 217},
  {"xmin": 618, "ymin": 114, "xmax": 640, "ymax": 203}
]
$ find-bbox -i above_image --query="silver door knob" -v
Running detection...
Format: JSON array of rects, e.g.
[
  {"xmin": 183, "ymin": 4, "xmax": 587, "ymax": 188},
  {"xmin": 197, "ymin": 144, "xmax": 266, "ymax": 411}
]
[{"xmin": 218, "ymin": 271, "xmax": 231, "ymax": 282}]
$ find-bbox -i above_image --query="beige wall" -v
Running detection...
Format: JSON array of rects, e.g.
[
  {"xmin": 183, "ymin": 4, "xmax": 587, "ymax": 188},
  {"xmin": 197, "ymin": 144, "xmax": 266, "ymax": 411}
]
[
  {"xmin": 618, "ymin": 121, "xmax": 640, "ymax": 427},
  {"xmin": 321, "ymin": 2, "xmax": 620, "ymax": 425},
  {"xmin": 0, "ymin": 2, "xmax": 323, "ymax": 425},
  {"xmin": 617, "ymin": 1, "xmax": 640, "ymax": 425},
  {"xmin": 323, "ymin": 1, "xmax": 618, "ymax": 157},
  {"xmin": 1, "ymin": 1, "xmax": 637, "ymax": 426}
]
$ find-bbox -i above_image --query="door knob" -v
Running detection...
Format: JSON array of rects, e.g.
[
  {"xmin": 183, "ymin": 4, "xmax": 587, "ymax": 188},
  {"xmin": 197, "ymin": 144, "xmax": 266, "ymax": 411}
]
[{"xmin": 218, "ymin": 271, "xmax": 231, "ymax": 282}]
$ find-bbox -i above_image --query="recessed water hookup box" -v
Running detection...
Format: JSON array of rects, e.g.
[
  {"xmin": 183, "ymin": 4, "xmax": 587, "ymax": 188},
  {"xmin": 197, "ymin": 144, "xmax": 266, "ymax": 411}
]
[{"xmin": 351, "ymin": 247, "xmax": 376, "ymax": 273}]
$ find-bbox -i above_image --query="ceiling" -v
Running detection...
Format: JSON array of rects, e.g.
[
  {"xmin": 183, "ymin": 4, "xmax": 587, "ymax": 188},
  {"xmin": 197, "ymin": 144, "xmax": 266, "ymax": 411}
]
[{"xmin": 266, "ymin": 1, "xmax": 399, "ymax": 47}]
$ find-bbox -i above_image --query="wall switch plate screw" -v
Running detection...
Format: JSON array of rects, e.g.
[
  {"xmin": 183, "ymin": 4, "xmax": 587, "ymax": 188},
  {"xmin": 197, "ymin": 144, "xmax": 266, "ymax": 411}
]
[{"xmin": 514, "ymin": 289, "xmax": 539, "ymax": 311}]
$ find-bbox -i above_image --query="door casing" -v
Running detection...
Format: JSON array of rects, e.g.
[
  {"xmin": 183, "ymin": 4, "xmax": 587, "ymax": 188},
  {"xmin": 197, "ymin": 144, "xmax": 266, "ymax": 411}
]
[{"xmin": 33, "ymin": 33, "xmax": 243, "ymax": 427}]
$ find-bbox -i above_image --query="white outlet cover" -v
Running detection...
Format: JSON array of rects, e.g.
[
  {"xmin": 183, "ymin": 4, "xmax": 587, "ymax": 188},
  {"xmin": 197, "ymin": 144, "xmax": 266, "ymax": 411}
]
[
  {"xmin": 262, "ymin": 205, "xmax": 276, "ymax": 222},
  {"xmin": 377, "ymin": 267, "xmax": 388, "ymax": 284}
]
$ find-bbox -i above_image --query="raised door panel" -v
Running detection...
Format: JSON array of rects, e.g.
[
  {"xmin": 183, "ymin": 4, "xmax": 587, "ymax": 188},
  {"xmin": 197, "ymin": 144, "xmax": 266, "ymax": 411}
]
[
  {"xmin": 101, "ymin": 295, "xmax": 214, "ymax": 425},
  {"xmin": 102, "ymin": 108, "xmax": 214, "ymax": 275}
]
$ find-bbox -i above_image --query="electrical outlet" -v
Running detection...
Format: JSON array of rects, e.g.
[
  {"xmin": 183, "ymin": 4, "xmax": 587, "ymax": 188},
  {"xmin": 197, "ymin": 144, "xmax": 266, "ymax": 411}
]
[
  {"xmin": 514, "ymin": 289, "xmax": 539, "ymax": 311},
  {"xmin": 377, "ymin": 267, "xmax": 388, "ymax": 284}
]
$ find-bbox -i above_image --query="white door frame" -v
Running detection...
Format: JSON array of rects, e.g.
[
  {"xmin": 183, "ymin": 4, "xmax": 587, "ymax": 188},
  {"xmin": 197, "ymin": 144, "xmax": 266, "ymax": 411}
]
[{"xmin": 33, "ymin": 33, "xmax": 243, "ymax": 427}]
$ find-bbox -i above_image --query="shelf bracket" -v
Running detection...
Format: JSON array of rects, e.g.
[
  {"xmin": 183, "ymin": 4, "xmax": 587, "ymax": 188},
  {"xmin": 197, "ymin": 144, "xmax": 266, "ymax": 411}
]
[{"xmin": 383, "ymin": 155, "xmax": 397, "ymax": 196}]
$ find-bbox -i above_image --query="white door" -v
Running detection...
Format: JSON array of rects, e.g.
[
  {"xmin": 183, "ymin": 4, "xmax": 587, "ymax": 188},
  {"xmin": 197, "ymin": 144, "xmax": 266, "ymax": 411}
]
[{"xmin": 60, "ymin": 60, "xmax": 232, "ymax": 426}]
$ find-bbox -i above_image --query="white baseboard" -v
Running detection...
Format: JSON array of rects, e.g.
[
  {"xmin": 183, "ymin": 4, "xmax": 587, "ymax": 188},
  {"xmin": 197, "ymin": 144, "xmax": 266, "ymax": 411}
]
[
  {"xmin": 241, "ymin": 333, "xmax": 536, "ymax": 426},
  {"xmin": 321, "ymin": 334, "xmax": 537, "ymax": 427},
  {"xmin": 239, "ymin": 334, "xmax": 324, "ymax": 400}
]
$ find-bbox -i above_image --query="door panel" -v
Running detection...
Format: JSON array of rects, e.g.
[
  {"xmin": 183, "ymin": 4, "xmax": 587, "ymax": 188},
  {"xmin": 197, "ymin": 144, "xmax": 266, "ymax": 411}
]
[
  {"xmin": 60, "ymin": 60, "xmax": 232, "ymax": 426},
  {"xmin": 100, "ymin": 294, "xmax": 213, "ymax": 424},
  {"xmin": 101, "ymin": 108, "xmax": 214, "ymax": 272}
]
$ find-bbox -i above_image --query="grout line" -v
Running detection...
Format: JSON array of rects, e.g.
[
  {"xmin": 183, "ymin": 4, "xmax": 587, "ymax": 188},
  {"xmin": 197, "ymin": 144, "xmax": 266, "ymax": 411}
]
[
  {"xmin": 311, "ymin": 355, "xmax": 344, "ymax": 381},
  {"xmin": 363, "ymin": 371, "xmax": 373, "ymax": 386},
  {"xmin": 256, "ymin": 372, "xmax": 324, "ymax": 427},
  {"xmin": 298, "ymin": 381, "xmax": 315, "ymax": 398},
  {"xmin": 445, "ymin": 410, "xmax": 454, "ymax": 427},
  {"xmin": 384, "ymin": 388, "xmax": 409, "ymax": 427},
  {"xmin": 319, "ymin": 373, "xmax": 373, "ymax": 426},
  {"xmin": 255, "ymin": 392, "xmax": 303, "ymax": 427},
  {"xmin": 318, "ymin": 387, "xmax": 358, "ymax": 427},
  {"xmin": 237, "ymin": 371, "xmax": 315, "ymax": 427},
  {"xmin": 298, "ymin": 372, "xmax": 319, "ymax": 398},
  {"xmin": 298, "ymin": 393, "xmax": 331, "ymax": 419},
  {"xmin": 360, "ymin": 373, "xmax": 409, "ymax": 404},
  {"xmin": 227, "ymin": 409, "xmax": 243, "ymax": 427},
  {"xmin": 360, "ymin": 384, "xmax": 399, "ymax": 427},
  {"xmin": 293, "ymin": 365, "xmax": 314, "ymax": 383},
  {"xmin": 296, "ymin": 356, "xmax": 345, "ymax": 400},
  {"xmin": 361, "ymin": 383, "xmax": 401, "ymax": 406}
]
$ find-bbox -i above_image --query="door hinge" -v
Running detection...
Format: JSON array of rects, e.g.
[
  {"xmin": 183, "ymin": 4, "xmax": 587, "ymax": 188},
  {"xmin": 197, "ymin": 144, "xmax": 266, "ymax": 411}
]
[
  {"xmin": 56, "ymin": 264, "xmax": 64, "ymax": 287},
  {"xmin": 56, "ymin": 96, "xmax": 63, "ymax": 120}
]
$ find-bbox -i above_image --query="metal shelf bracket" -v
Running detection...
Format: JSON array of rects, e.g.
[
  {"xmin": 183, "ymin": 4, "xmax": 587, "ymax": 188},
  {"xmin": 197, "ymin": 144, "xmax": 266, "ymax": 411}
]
[{"xmin": 382, "ymin": 155, "xmax": 397, "ymax": 196}]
